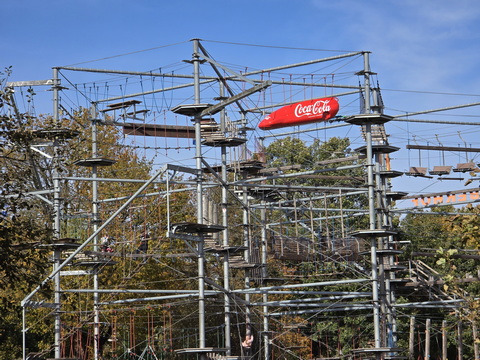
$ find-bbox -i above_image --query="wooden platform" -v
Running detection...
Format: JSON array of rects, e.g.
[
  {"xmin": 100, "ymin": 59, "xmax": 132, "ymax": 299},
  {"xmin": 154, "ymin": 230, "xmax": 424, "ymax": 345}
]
[
  {"xmin": 39, "ymin": 238, "xmax": 81, "ymax": 250},
  {"xmin": 123, "ymin": 123, "xmax": 195, "ymax": 138},
  {"xmin": 405, "ymin": 166, "xmax": 429, "ymax": 177},
  {"xmin": 380, "ymin": 170, "xmax": 404, "ymax": 178},
  {"xmin": 100, "ymin": 99, "xmax": 141, "ymax": 112},
  {"xmin": 73, "ymin": 259, "xmax": 117, "ymax": 267},
  {"xmin": 351, "ymin": 347, "xmax": 403, "ymax": 354},
  {"xmin": 355, "ymin": 144, "xmax": 400, "ymax": 155},
  {"xmin": 344, "ymin": 113, "xmax": 394, "ymax": 125},
  {"xmin": 73, "ymin": 157, "xmax": 116, "ymax": 167},
  {"xmin": 202, "ymin": 137, "xmax": 246, "ymax": 147},
  {"xmin": 33, "ymin": 128, "xmax": 79, "ymax": 139},
  {"xmin": 349, "ymin": 229, "xmax": 398, "ymax": 238},
  {"xmin": 171, "ymin": 103, "xmax": 213, "ymax": 116},
  {"xmin": 453, "ymin": 162, "xmax": 477, "ymax": 172},
  {"xmin": 429, "ymin": 165, "xmax": 452, "ymax": 175},
  {"xmin": 385, "ymin": 191, "xmax": 408, "ymax": 200},
  {"xmin": 174, "ymin": 347, "xmax": 229, "ymax": 354},
  {"xmin": 171, "ymin": 222, "xmax": 226, "ymax": 234}
]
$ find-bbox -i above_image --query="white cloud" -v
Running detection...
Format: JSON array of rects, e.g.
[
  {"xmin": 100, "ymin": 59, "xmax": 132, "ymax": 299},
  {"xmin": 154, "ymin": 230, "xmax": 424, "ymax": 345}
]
[{"xmin": 309, "ymin": 0, "xmax": 480, "ymax": 95}]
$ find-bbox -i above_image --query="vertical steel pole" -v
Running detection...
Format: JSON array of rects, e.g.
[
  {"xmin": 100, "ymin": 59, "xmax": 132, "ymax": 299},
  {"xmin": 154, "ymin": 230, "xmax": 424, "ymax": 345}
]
[
  {"xmin": 473, "ymin": 323, "xmax": 479, "ymax": 360},
  {"xmin": 261, "ymin": 196, "xmax": 270, "ymax": 360},
  {"xmin": 22, "ymin": 305, "xmax": 26, "ymax": 360},
  {"xmin": 91, "ymin": 104, "xmax": 100, "ymax": 360},
  {"xmin": 442, "ymin": 320, "xmax": 447, "ymax": 360},
  {"xmin": 409, "ymin": 317, "xmax": 415, "ymax": 359},
  {"xmin": 375, "ymin": 160, "xmax": 387, "ymax": 348},
  {"xmin": 425, "ymin": 318, "xmax": 431, "ymax": 360},
  {"xmin": 219, "ymin": 81, "xmax": 232, "ymax": 355},
  {"xmin": 242, "ymin": 175, "xmax": 251, "ymax": 349},
  {"xmin": 239, "ymin": 112, "xmax": 252, "ymax": 356},
  {"xmin": 458, "ymin": 320, "xmax": 464, "ymax": 360},
  {"xmin": 363, "ymin": 52, "xmax": 382, "ymax": 353},
  {"xmin": 52, "ymin": 67, "xmax": 62, "ymax": 360},
  {"xmin": 378, "ymin": 144, "xmax": 397, "ymax": 350},
  {"xmin": 192, "ymin": 39, "xmax": 206, "ymax": 351}
]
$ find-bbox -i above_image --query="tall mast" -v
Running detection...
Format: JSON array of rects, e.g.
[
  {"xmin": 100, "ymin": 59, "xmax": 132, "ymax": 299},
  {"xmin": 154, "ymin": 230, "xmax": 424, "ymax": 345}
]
[
  {"xmin": 192, "ymin": 38, "xmax": 207, "ymax": 351},
  {"xmin": 52, "ymin": 67, "xmax": 62, "ymax": 360},
  {"xmin": 219, "ymin": 81, "xmax": 232, "ymax": 355},
  {"xmin": 362, "ymin": 52, "xmax": 382, "ymax": 352}
]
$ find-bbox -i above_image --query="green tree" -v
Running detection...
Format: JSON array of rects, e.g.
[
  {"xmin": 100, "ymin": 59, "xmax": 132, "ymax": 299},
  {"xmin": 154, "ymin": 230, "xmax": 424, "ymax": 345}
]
[
  {"xmin": 0, "ymin": 68, "xmax": 201, "ymax": 358},
  {"xmin": 0, "ymin": 68, "xmax": 55, "ymax": 359},
  {"xmin": 398, "ymin": 204, "xmax": 480, "ymax": 359}
]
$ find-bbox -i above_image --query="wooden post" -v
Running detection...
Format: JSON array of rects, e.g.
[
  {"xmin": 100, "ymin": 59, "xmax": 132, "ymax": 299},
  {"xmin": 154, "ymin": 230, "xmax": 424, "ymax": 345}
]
[
  {"xmin": 442, "ymin": 320, "xmax": 447, "ymax": 360},
  {"xmin": 409, "ymin": 317, "xmax": 415, "ymax": 360},
  {"xmin": 473, "ymin": 322, "xmax": 479, "ymax": 360},
  {"xmin": 425, "ymin": 318, "xmax": 431, "ymax": 360},
  {"xmin": 458, "ymin": 320, "xmax": 463, "ymax": 360}
]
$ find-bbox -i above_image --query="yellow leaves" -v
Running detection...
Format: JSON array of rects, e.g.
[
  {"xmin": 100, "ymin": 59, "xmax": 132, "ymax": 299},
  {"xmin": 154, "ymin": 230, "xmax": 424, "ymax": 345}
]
[
  {"xmin": 441, "ymin": 207, "xmax": 480, "ymax": 249},
  {"xmin": 447, "ymin": 248, "xmax": 458, "ymax": 256}
]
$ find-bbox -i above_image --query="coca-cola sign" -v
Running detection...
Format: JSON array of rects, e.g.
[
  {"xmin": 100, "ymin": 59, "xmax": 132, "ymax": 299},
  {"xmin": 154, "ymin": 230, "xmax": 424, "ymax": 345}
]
[{"xmin": 259, "ymin": 97, "xmax": 339, "ymax": 130}]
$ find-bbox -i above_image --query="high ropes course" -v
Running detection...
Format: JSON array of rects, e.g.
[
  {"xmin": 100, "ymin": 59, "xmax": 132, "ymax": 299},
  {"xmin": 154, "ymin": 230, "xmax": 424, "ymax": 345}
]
[{"xmin": 7, "ymin": 39, "xmax": 480, "ymax": 360}]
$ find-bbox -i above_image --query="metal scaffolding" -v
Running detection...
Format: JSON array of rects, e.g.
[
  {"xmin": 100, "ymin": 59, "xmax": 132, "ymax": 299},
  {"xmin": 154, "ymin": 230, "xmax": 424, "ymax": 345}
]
[{"xmin": 15, "ymin": 39, "xmax": 480, "ymax": 360}]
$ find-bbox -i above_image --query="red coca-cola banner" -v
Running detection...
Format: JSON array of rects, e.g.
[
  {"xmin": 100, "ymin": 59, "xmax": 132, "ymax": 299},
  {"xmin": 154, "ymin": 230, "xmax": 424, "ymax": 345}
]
[{"xmin": 259, "ymin": 97, "xmax": 339, "ymax": 130}]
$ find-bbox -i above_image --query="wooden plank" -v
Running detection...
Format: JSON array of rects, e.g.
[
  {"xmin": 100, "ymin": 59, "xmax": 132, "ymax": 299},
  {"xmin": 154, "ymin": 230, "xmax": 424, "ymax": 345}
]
[
  {"xmin": 108, "ymin": 100, "xmax": 141, "ymax": 108},
  {"xmin": 315, "ymin": 154, "xmax": 366, "ymax": 166},
  {"xmin": 123, "ymin": 123, "xmax": 195, "ymax": 138},
  {"xmin": 407, "ymin": 144, "xmax": 480, "ymax": 152},
  {"xmin": 7, "ymin": 79, "xmax": 54, "ymax": 87}
]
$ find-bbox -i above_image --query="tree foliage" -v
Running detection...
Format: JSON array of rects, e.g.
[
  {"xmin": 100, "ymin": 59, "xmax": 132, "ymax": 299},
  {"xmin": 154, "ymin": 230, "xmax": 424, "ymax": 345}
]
[
  {"xmin": 399, "ymin": 204, "xmax": 480, "ymax": 358},
  {"xmin": 0, "ymin": 68, "xmax": 55, "ymax": 359},
  {"xmin": 0, "ymin": 68, "xmax": 200, "ymax": 359}
]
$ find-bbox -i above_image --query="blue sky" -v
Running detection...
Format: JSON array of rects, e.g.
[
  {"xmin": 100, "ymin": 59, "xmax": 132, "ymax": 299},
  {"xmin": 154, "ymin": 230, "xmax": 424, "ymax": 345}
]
[
  {"xmin": 3, "ymin": 0, "xmax": 480, "ymax": 200},
  {"xmin": 3, "ymin": 0, "xmax": 479, "ymax": 93}
]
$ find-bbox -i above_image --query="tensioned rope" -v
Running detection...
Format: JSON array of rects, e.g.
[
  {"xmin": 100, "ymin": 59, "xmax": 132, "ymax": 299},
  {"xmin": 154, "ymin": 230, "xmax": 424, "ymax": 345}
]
[{"xmin": 61, "ymin": 41, "xmax": 190, "ymax": 67}]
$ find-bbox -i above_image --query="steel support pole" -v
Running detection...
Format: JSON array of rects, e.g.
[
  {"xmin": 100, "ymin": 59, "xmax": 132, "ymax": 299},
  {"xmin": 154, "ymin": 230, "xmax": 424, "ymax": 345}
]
[
  {"xmin": 409, "ymin": 317, "xmax": 415, "ymax": 359},
  {"xmin": 237, "ymin": 112, "xmax": 253, "ymax": 354},
  {"xmin": 22, "ymin": 307, "xmax": 26, "ymax": 360},
  {"xmin": 362, "ymin": 52, "xmax": 382, "ymax": 354},
  {"xmin": 261, "ymin": 200, "xmax": 270, "ymax": 360},
  {"xmin": 192, "ymin": 39, "xmax": 206, "ymax": 352},
  {"xmin": 219, "ymin": 81, "xmax": 232, "ymax": 355},
  {"xmin": 52, "ymin": 68, "xmax": 62, "ymax": 360},
  {"xmin": 473, "ymin": 323, "xmax": 479, "ymax": 360},
  {"xmin": 458, "ymin": 320, "xmax": 463, "ymax": 360},
  {"xmin": 375, "ymin": 160, "xmax": 388, "ymax": 349},
  {"xmin": 242, "ymin": 171, "xmax": 252, "ymax": 355},
  {"xmin": 425, "ymin": 318, "xmax": 431, "ymax": 360},
  {"xmin": 377, "ymin": 141, "xmax": 398, "ymax": 351},
  {"xmin": 91, "ymin": 104, "xmax": 101, "ymax": 360},
  {"xmin": 442, "ymin": 320, "xmax": 447, "ymax": 360}
]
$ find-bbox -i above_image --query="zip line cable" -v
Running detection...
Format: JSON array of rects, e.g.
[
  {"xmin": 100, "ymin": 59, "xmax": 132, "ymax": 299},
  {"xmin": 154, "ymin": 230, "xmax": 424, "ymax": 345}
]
[
  {"xmin": 61, "ymin": 41, "xmax": 190, "ymax": 67},
  {"xmin": 201, "ymin": 39, "xmax": 360, "ymax": 54}
]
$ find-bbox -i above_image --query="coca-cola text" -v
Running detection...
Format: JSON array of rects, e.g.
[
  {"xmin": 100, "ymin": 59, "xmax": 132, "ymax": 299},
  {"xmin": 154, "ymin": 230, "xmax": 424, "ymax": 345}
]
[{"xmin": 294, "ymin": 99, "xmax": 331, "ymax": 118}]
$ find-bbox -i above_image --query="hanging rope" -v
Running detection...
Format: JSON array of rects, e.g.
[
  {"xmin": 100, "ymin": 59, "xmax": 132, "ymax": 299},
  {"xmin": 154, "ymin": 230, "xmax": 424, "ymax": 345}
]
[
  {"xmin": 129, "ymin": 309, "xmax": 136, "ymax": 355},
  {"xmin": 147, "ymin": 306, "xmax": 155, "ymax": 348},
  {"xmin": 169, "ymin": 307, "xmax": 173, "ymax": 351},
  {"xmin": 331, "ymin": 74, "xmax": 335, "ymax": 96},
  {"xmin": 83, "ymin": 328, "xmax": 92, "ymax": 360},
  {"xmin": 289, "ymin": 74, "xmax": 293, "ymax": 102},
  {"xmin": 112, "ymin": 312, "xmax": 117, "ymax": 358}
]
